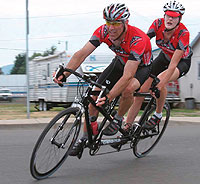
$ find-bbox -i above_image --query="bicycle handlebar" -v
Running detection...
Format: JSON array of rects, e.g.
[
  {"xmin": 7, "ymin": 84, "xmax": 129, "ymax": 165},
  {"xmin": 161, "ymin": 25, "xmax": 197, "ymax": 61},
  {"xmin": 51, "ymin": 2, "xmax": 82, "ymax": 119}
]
[
  {"xmin": 64, "ymin": 68, "xmax": 103, "ymax": 89},
  {"xmin": 54, "ymin": 65, "xmax": 160, "ymax": 99},
  {"xmin": 53, "ymin": 64, "xmax": 103, "ymax": 89},
  {"xmin": 64, "ymin": 67, "xmax": 110, "ymax": 103}
]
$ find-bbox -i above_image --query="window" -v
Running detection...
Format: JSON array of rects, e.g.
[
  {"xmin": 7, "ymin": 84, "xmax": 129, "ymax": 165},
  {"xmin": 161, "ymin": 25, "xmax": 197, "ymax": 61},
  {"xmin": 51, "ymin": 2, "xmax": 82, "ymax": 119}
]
[
  {"xmin": 47, "ymin": 63, "xmax": 50, "ymax": 77},
  {"xmin": 198, "ymin": 62, "xmax": 200, "ymax": 80}
]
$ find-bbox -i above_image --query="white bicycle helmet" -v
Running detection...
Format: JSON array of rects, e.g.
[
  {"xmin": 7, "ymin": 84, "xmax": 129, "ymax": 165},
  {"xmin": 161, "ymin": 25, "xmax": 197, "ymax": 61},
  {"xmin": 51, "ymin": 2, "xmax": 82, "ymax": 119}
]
[
  {"xmin": 103, "ymin": 3, "xmax": 130, "ymax": 22},
  {"xmin": 163, "ymin": 0, "xmax": 185, "ymax": 15}
]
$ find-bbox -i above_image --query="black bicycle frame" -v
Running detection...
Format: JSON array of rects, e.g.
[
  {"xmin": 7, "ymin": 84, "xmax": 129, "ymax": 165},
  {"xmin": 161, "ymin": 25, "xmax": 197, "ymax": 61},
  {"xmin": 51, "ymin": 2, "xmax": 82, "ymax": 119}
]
[
  {"xmin": 79, "ymin": 85, "xmax": 121, "ymax": 147},
  {"xmin": 61, "ymin": 68, "xmax": 161, "ymax": 149}
]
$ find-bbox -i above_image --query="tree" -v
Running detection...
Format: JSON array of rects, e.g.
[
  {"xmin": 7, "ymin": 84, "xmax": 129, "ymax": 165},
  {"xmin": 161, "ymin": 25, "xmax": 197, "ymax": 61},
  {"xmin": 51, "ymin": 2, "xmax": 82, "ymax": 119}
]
[
  {"xmin": 11, "ymin": 46, "xmax": 57, "ymax": 74},
  {"xmin": 43, "ymin": 46, "xmax": 57, "ymax": 57},
  {"xmin": 10, "ymin": 53, "xmax": 26, "ymax": 74},
  {"xmin": 29, "ymin": 52, "xmax": 42, "ymax": 60}
]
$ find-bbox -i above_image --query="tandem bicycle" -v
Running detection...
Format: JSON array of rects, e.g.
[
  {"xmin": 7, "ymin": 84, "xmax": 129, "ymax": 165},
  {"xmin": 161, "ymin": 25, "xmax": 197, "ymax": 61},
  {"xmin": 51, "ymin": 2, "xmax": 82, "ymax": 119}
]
[{"xmin": 30, "ymin": 66, "xmax": 170, "ymax": 180}]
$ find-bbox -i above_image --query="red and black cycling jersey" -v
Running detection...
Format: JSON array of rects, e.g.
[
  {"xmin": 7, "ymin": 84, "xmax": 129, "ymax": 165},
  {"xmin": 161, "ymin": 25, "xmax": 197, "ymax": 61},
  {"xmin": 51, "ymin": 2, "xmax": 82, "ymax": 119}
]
[
  {"xmin": 147, "ymin": 18, "xmax": 192, "ymax": 60},
  {"xmin": 89, "ymin": 24, "xmax": 152, "ymax": 66}
]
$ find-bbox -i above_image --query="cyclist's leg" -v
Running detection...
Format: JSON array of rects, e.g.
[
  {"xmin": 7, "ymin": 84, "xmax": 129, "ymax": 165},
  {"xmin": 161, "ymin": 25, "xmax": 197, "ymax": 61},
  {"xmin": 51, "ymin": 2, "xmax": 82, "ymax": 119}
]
[
  {"xmin": 146, "ymin": 57, "xmax": 191, "ymax": 129},
  {"xmin": 97, "ymin": 57, "xmax": 127, "ymax": 136},
  {"xmin": 83, "ymin": 95, "xmax": 99, "ymax": 135},
  {"xmin": 119, "ymin": 64, "xmax": 152, "ymax": 118},
  {"xmin": 69, "ymin": 92, "xmax": 101, "ymax": 156},
  {"xmin": 70, "ymin": 57, "xmax": 124, "ymax": 154},
  {"xmin": 106, "ymin": 78, "xmax": 141, "ymax": 148},
  {"xmin": 156, "ymin": 58, "xmax": 191, "ymax": 114},
  {"xmin": 117, "ymin": 78, "xmax": 140, "ymax": 117},
  {"xmin": 142, "ymin": 52, "xmax": 169, "ymax": 129},
  {"xmin": 120, "ymin": 63, "xmax": 152, "ymax": 128},
  {"xmin": 109, "ymin": 79, "xmax": 140, "ymax": 148},
  {"xmin": 82, "ymin": 57, "xmax": 124, "ymax": 134},
  {"xmin": 110, "ymin": 66, "xmax": 152, "ymax": 147},
  {"xmin": 144, "ymin": 84, "xmax": 167, "ymax": 129},
  {"xmin": 125, "ymin": 77, "xmax": 153, "ymax": 126},
  {"xmin": 147, "ymin": 51, "xmax": 169, "ymax": 116}
]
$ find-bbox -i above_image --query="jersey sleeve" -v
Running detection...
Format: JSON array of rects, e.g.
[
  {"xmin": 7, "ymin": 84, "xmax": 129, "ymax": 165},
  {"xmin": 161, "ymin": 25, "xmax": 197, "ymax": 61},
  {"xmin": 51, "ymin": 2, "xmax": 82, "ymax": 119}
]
[
  {"xmin": 147, "ymin": 20, "xmax": 157, "ymax": 39},
  {"xmin": 128, "ymin": 37, "xmax": 145, "ymax": 63},
  {"xmin": 176, "ymin": 30, "xmax": 190, "ymax": 51},
  {"xmin": 89, "ymin": 25, "xmax": 108, "ymax": 48},
  {"xmin": 147, "ymin": 19, "xmax": 162, "ymax": 39}
]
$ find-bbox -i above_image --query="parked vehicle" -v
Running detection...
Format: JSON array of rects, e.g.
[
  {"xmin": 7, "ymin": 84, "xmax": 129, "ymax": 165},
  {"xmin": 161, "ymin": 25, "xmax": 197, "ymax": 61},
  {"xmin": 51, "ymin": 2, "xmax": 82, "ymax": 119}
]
[
  {"xmin": 166, "ymin": 80, "xmax": 181, "ymax": 107},
  {"xmin": 29, "ymin": 51, "xmax": 180, "ymax": 111},
  {"xmin": 29, "ymin": 51, "xmax": 114, "ymax": 111},
  {"xmin": 0, "ymin": 88, "xmax": 12, "ymax": 102}
]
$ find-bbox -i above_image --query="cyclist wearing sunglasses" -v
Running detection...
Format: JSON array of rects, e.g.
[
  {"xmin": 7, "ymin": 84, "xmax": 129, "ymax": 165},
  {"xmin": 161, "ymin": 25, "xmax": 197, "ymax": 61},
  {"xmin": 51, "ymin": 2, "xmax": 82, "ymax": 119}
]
[
  {"xmin": 54, "ymin": 3, "xmax": 153, "ymax": 156},
  {"xmin": 124, "ymin": 0, "xmax": 193, "ymax": 131}
]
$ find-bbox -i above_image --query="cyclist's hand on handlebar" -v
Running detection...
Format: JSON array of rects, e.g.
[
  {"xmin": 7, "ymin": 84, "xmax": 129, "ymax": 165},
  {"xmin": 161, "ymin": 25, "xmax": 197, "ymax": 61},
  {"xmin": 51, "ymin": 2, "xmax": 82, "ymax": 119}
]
[
  {"xmin": 53, "ymin": 63, "xmax": 67, "ymax": 87},
  {"xmin": 150, "ymin": 83, "xmax": 162, "ymax": 98},
  {"xmin": 150, "ymin": 89, "xmax": 160, "ymax": 99},
  {"xmin": 53, "ymin": 71, "xmax": 66, "ymax": 86},
  {"xmin": 96, "ymin": 96, "xmax": 107, "ymax": 106},
  {"xmin": 96, "ymin": 95, "xmax": 110, "ymax": 107}
]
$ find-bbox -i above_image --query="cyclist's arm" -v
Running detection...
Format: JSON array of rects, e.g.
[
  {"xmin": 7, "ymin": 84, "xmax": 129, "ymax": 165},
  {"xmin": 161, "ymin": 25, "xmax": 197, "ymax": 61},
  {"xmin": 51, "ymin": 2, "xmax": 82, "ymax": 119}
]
[
  {"xmin": 64, "ymin": 41, "xmax": 96, "ymax": 77},
  {"xmin": 146, "ymin": 19, "xmax": 159, "ymax": 39},
  {"xmin": 96, "ymin": 60, "xmax": 140, "ymax": 106},
  {"xmin": 108, "ymin": 60, "xmax": 140, "ymax": 100},
  {"xmin": 54, "ymin": 41, "xmax": 96, "ymax": 84}
]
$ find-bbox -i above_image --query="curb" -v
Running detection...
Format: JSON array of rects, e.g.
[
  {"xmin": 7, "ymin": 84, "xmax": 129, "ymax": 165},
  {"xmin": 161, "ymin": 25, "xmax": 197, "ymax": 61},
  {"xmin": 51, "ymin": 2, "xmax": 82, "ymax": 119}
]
[{"xmin": 0, "ymin": 117, "xmax": 199, "ymax": 128}]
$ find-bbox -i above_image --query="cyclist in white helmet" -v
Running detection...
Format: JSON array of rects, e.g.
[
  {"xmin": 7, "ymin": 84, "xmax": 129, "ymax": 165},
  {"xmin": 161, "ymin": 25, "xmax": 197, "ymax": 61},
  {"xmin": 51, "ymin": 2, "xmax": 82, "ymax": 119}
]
[
  {"xmin": 54, "ymin": 3, "xmax": 153, "ymax": 156},
  {"xmin": 124, "ymin": 0, "xmax": 193, "ymax": 133}
]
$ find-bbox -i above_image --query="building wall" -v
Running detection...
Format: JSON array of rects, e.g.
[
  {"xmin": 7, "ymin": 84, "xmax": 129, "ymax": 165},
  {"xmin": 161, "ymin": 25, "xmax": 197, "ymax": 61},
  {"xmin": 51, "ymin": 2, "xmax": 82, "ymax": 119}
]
[{"xmin": 179, "ymin": 38, "xmax": 200, "ymax": 102}]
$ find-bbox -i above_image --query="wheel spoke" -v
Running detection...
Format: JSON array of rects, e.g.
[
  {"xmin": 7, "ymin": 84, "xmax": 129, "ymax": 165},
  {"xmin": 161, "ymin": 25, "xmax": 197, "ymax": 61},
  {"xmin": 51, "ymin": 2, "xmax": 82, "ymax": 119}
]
[
  {"xmin": 30, "ymin": 107, "xmax": 81, "ymax": 179},
  {"xmin": 133, "ymin": 103, "xmax": 170, "ymax": 158}
]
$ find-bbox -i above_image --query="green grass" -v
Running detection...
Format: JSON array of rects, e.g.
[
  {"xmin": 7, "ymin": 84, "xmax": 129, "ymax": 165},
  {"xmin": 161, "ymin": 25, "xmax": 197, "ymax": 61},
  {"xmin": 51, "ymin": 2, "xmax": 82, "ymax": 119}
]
[
  {"xmin": 0, "ymin": 103, "xmax": 65, "ymax": 112},
  {"xmin": 170, "ymin": 108, "xmax": 200, "ymax": 117},
  {"xmin": 0, "ymin": 102, "xmax": 199, "ymax": 120},
  {"xmin": 0, "ymin": 102, "xmax": 66, "ymax": 120}
]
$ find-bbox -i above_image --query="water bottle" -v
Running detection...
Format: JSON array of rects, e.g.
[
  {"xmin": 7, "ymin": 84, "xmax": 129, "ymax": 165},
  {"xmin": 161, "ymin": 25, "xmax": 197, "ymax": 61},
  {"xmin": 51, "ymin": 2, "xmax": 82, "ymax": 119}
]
[{"xmin": 90, "ymin": 116, "xmax": 98, "ymax": 135}]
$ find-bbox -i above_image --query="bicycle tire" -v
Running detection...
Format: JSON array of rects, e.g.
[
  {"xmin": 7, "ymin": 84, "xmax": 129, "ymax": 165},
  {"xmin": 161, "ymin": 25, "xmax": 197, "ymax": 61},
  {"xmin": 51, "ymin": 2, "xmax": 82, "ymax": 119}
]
[
  {"xmin": 133, "ymin": 102, "xmax": 170, "ymax": 158},
  {"xmin": 30, "ymin": 107, "xmax": 82, "ymax": 180}
]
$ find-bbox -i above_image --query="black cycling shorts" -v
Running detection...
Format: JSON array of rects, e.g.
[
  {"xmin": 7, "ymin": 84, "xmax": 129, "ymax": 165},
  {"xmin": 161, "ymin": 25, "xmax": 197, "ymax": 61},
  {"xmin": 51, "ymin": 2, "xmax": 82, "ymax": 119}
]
[
  {"xmin": 151, "ymin": 51, "xmax": 191, "ymax": 78},
  {"xmin": 97, "ymin": 56, "xmax": 152, "ymax": 90}
]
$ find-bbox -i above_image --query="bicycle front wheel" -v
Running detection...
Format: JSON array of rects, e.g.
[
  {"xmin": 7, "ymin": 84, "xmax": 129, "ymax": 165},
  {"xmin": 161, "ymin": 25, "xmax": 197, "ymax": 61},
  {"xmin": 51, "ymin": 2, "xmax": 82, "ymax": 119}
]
[
  {"xmin": 30, "ymin": 107, "xmax": 82, "ymax": 180},
  {"xmin": 133, "ymin": 102, "xmax": 170, "ymax": 158}
]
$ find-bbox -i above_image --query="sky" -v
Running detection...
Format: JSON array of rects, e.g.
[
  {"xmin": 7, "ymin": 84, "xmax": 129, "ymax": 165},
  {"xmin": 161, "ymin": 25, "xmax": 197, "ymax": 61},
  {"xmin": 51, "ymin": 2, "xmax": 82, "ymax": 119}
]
[{"xmin": 0, "ymin": 0, "xmax": 199, "ymax": 67}]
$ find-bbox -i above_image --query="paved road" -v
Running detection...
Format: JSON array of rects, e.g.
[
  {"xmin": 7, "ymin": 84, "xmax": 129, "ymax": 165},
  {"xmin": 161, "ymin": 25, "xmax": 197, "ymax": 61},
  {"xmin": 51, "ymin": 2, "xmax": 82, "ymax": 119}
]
[{"xmin": 0, "ymin": 123, "xmax": 200, "ymax": 184}]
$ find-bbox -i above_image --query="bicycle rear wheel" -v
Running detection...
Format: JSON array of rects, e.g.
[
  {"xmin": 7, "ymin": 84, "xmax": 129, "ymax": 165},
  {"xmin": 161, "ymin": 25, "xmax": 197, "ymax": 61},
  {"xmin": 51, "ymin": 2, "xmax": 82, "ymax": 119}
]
[
  {"xmin": 133, "ymin": 102, "xmax": 170, "ymax": 158},
  {"xmin": 30, "ymin": 107, "xmax": 81, "ymax": 180}
]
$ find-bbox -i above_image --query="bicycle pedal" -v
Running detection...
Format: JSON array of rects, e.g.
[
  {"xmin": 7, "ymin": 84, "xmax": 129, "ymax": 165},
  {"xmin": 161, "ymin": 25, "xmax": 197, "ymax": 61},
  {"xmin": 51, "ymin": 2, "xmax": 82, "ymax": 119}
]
[
  {"xmin": 77, "ymin": 148, "xmax": 84, "ymax": 159},
  {"xmin": 151, "ymin": 127, "xmax": 157, "ymax": 133},
  {"xmin": 116, "ymin": 145, "xmax": 122, "ymax": 151},
  {"xmin": 110, "ymin": 144, "xmax": 121, "ymax": 151},
  {"xmin": 77, "ymin": 143, "xmax": 86, "ymax": 159}
]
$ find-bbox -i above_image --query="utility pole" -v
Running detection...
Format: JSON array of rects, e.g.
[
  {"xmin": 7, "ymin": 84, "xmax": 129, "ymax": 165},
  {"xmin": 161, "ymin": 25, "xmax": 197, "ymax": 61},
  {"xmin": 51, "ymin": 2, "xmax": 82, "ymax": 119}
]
[{"xmin": 26, "ymin": 0, "xmax": 30, "ymax": 118}]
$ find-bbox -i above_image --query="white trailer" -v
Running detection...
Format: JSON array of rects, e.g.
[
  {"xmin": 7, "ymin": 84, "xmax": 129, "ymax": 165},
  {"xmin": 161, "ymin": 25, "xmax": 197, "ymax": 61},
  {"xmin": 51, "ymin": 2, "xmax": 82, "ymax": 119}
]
[
  {"xmin": 29, "ymin": 50, "xmax": 180, "ymax": 111},
  {"xmin": 29, "ymin": 51, "xmax": 114, "ymax": 111}
]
